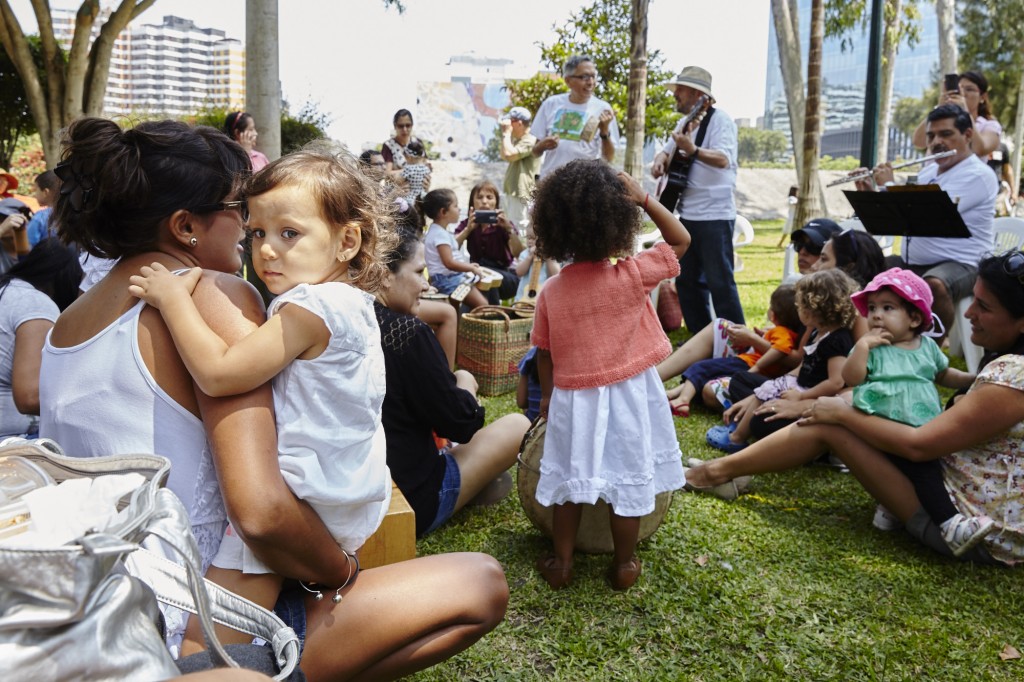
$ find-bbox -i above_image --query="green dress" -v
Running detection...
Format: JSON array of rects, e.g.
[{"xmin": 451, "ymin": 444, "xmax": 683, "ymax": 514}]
[{"xmin": 852, "ymin": 335, "xmax": 948, "ymax": 427}]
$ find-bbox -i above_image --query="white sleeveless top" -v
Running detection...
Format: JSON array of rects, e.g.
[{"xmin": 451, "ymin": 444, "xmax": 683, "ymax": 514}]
[{"xmin": 38, "ymin": 300, "xmax": 227, "ymax": 563}]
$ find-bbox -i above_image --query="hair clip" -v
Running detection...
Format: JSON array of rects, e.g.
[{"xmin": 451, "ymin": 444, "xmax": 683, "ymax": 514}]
[{"xmin": 53, "ymin": 161, "xmax": 95, "ymax": 213}]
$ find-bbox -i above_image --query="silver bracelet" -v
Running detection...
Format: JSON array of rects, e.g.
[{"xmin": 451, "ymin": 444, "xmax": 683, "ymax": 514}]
[{"xmin": 299, "ymin": 549, "xmax": 360, "ymax": 604}]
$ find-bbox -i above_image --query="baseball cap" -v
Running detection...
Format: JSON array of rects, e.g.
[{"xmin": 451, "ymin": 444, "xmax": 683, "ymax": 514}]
[
  {"xmin": 791, "ymin": 218, "xmax": 841, "ymax": 255},
  {"xmin": 508, "ymin": 107, "xmax": 532, "ymax": 123}
]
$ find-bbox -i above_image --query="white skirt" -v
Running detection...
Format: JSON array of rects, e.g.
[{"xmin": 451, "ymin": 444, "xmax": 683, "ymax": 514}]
[{"xmin": 535, "ymin": 366, "xmax": 685, "ymax": 517}]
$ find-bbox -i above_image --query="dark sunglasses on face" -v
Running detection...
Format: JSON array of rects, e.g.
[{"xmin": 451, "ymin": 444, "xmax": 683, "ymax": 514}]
[{"xmin": 194, "ymin": 199, "xmax": 249, "ymax": 223}]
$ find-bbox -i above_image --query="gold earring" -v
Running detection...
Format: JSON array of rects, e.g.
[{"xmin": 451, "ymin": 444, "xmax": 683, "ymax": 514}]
[{"xmin": 189, "ymin": 237, "xmax": 198, "ymax": 247}]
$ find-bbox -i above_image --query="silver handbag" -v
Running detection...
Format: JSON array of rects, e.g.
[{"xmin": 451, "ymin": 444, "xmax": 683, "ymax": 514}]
[{"xmin": 0, "ymin": 438, "xmax": 300, "ymax": 681}]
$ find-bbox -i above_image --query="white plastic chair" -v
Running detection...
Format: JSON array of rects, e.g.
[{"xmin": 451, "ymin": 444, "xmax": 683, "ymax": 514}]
[
  {"xmin": 840, "ymin": 216, "xmax": 894, "ymax": 256},
  {"xmin": 993, "ymin": 216, "xmax": 1024, "ymax": 253},
  {"xmin": 733, "ymin": 215, "xmax": 755, "ymax": 272}
]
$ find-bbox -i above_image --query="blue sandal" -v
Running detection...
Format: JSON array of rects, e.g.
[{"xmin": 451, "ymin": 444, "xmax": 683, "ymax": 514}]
[{"xmin": 706, "ymin": 424, "xmax": 747, "ymax": 454}]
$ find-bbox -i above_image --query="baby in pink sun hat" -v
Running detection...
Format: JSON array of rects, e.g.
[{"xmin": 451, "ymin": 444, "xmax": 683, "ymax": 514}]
[{"xmin": 843, "ymin": 267, "xmax": 992, "ymax": 555}]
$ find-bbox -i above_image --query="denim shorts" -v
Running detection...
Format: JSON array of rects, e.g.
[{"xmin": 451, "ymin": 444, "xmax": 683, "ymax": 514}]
[
  {"xmin": 430, "ymin": 271, "xmax": 465, "ymax": 295},
  {"xmin": 423, "ymin": 449, "xmax": 461, "ymax": 535},
  {"xmin": 273, "ymin": 581, "xmax": 308, "ymax": 653}
]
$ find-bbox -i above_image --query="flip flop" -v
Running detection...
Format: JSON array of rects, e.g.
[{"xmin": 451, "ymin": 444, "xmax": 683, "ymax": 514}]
[{"xmin": 670, "ymin": 400, "xmax": 690, "ymax": 418}]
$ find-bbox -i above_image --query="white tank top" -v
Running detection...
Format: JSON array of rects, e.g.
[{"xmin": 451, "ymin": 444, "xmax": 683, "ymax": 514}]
[{"xmin": 39, "ymin": 300, "xmax": 227, "ymax": 564}]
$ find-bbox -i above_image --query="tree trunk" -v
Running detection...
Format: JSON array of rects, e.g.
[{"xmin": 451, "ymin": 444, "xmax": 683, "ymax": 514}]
[
  {"xmin": 246, "ymin": 0, "xmax": 281, "ymax": 160},
  {"xmin": 624, "ymin": 0, "xmax": 648, "ymax": 179},
  {"xmin": 795, "ymin": 0, "xmax": 825, "ymax": 228},
  {"xmin": 771, "ymin": 0, "xmax": 805, "ymax": 179},
  {"xmin": 935, "ymin": 0, "xmax": 957, "ymax": 76},
  {"xmin": 1014, "ymin": 66, "xmax": 1024, "ymax": 204},
  {"xmin": 84, "ymin": 0, "xmax": 155, "ymax": 116},
  {"xmin": 875, "ymin": 0, "xmax": 901, "ymax": 162}
]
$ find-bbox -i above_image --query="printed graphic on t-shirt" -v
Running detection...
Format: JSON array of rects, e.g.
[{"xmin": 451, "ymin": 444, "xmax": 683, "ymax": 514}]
[{"xmin": 550, "ymin": 108, "xmax": 597, "ymax": 142}]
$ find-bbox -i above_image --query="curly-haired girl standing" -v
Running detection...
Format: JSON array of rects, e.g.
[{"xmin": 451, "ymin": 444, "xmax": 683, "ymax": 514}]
[{"xmin": 530, "ymin": 159, "xmax": 690, "ymax": 591}]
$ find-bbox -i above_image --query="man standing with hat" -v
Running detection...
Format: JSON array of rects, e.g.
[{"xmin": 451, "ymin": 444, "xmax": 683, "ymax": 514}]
[
  {"xmin": 653, "ymin": 66, "xmax": 743, "ymax": 331},
  {"xmin": 500, "ymin": 106, "xmax": 541, "ymax": 229},
  {"xmin": 531, "ymin": 55, "xmax": 619, "ymax": 179}
]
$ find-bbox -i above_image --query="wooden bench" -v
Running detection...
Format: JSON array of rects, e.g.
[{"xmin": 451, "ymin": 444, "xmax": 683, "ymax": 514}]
[{"xmin": 358, "ymin": 482, "xmax": 416, "ymax": 569}]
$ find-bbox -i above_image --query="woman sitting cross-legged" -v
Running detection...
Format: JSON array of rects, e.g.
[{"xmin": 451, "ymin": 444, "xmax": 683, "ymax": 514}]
[
  {"xmin": 684, "ymin": 252, "xmax": 1024, "ymax": 565},
  {"xmin": 374, "ymin": 226, "xmax": 530, "ymax": 536}
]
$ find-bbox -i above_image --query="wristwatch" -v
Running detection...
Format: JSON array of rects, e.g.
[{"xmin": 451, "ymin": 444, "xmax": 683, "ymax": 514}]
[{"xmin": 599, "ymin": 132, "xmax": 610, "ymax": 140}]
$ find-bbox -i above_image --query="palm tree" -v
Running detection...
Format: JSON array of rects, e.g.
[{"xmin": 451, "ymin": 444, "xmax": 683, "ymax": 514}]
[{"xmin": 794, "ymin": 0, "xmax": 825, "ymax": 229}]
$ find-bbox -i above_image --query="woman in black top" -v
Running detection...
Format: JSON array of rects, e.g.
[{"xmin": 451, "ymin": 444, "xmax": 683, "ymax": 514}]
[{"xmin": 375, "ymin": 228, "xmax": 530, "ymax": 535}]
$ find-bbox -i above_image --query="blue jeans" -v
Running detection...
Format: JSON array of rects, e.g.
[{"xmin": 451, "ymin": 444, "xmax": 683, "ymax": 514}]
[
  {"xmin": 423, "ymin": 450, "xmax": 462, "ymax": 535},
  {"xmin": 675, "ymin": 218, "xmax": 745, "ymax": 331}
]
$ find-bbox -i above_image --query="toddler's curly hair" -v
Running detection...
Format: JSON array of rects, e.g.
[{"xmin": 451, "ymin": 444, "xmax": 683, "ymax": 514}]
[
  {"xmin": 530, "ymin": 159, "xmax": 639, "ymax": 263},
  {"xmin": 795, "ymin": 268, "xmax": 859, "ymax": 330}
]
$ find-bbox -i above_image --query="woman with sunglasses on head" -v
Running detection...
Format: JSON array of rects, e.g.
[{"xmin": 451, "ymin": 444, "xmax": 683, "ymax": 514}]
[
  {"xmin": 686, "ymin": 252, "xmax": 1024, "ymax": 565},
  {"xmin": 38, "ymin": 118, "xmax": 507, "ymax": 679}
]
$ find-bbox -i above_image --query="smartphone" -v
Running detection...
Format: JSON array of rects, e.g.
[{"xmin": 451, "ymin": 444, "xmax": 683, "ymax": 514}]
[
  {"xmin": 474, "ymin": 210, "xmax": 498, "ymax": 224},
  {"xmin": 944, "ymin": 73, "xmax": 960, "ymax": 94}
]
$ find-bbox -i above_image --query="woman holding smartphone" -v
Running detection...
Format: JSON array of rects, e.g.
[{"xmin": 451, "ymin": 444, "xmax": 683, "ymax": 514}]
[
  {"xmin": 912, "ymin": 71, "xmax": 1001, "ymax": 160},
  {"xmin": 454, "ymin": 180, "xmax": 523, "ymax": 304}
]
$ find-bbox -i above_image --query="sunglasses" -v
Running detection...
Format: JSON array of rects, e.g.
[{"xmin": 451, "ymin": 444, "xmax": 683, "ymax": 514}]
[
  {"xmin": 1002, "ymin": 250, "xmax": 1024, "ymax": 284},
  {"xmin": 568, "ymin": 74, "xmax": 597, "ymax": 82},
  {"xmin": 837, "ymin": 228, "xmax": 860, "ymax": 260},
  {"xmin": 194, "ymin": 199, "xmax": 249, "ymax": 223}
]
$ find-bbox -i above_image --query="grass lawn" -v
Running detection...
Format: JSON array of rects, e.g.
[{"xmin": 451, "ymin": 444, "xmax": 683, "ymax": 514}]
[{"xmin": 411, "ymin": 220, "xmax": 1024, "ymax": 681}]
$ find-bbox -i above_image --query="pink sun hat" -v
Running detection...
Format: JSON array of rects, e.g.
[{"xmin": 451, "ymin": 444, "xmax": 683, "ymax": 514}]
[{"xmin": 851, "ymin": 267, "xmax": 933, "ymax": 329}]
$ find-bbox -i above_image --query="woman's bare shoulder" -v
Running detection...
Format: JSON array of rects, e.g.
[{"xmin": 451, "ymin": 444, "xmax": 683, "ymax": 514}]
[{"xmin": 192, "ymin": 271, "xmax": 267, "ymax": 329}]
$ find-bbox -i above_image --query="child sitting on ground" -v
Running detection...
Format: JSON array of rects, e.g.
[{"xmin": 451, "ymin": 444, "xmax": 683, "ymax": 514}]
[
  {"xmin": 845, "ymin": 268, "xmax": 986, "ymax": 555},
  {"xmin": 667, "ymin": 283, "xmax": 801, "ymax": 417},
  {"xmin": 707, "ymin": 269, "xmax": 859, "ymax": 453},
  {"xmin": 421, "ymin": 188, "xmax": 489, "ymax": 310},
  {"xmin": 129, "ymin": 147, "xmax": 395, "ymax": 654}
]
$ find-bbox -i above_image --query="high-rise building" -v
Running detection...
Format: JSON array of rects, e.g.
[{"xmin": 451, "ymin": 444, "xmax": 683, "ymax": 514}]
[
  {"xmin": 763, "ymin": 2, "xmax": 939, "ymax": 160},
  {"xmin": 51, "ymin": 10, "xmax": 245, "ymax": 118}
]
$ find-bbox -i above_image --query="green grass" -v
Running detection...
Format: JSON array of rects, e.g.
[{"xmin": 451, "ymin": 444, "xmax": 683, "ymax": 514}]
[{"xmin": 410, "ymin": 221, "xmax": 1021, "ymax": 681}]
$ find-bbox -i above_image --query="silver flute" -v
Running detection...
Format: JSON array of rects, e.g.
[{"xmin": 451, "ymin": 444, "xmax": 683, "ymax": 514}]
[{"xmin": 825, "ymin": 150, "xmax": 957, "ymax": 187}]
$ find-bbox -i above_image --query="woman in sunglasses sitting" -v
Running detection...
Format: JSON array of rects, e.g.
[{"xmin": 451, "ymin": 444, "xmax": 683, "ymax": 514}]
[{"xmin": 685, "ymin": 252, "xmax": 1024, "ymax": 565}]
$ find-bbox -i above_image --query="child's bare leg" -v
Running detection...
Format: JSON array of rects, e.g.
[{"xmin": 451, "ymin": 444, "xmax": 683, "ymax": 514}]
[
  {"xmin": 181, "ymin": 567, "xmax": 284, "ymax": 656},
  {"xmin": 464, "ymin": 287, "xmax": 489, "ymax": 310},
  {"xmin": 656, "ymin": 322, "xmax": 716, "ymax": 382},
  {"xmin": 608, "ymin": 507, "xmax": 642, "ymax": 590},
  {"xmin": 731, "ymin": 400, "xmax": 758, "ymax": 444},
  {"xmin": 701, "ymin": 383, "xmax": 725, "ymax": 414},
  {"xmin": 669, "ymin": 380, "xmax": 697, "ymax": 414},
  {"xmin": 537, "ymin": 502, "xmax": 579, "ymax": 589}
]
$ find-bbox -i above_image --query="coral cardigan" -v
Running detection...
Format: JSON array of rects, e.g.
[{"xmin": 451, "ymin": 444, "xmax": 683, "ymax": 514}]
[{"xmin": 531, "ymin": 242, "xmax": 679, "ymax": 390}]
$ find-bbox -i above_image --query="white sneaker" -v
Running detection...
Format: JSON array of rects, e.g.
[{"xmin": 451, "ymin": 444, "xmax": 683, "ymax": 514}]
[
  {"xmin": 872, "ymin": 505, "xmax": 902, "ymax": 532},
  {"xmin": 940, "ymin": 513, "xmax": 996, "ymax": 557}
]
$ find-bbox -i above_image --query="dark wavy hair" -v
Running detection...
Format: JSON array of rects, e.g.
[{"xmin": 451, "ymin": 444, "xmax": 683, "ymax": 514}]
[
  {"xmin": 393, "ymin": 109, "xmax": 413, "ymax": 127},
  {"xmin": 224, "ymin": 111, "xmax": 254, "ymax": 141},
  {"xmin": 928, "ymin": 103, "xmax": 974, "ymax": 134},
  {"xmin": 531, "ymin": 159, "xmax": 639, "ymax": 263},
  {"xmin": 829, "ymin": 230, "xmax": 885, "ymax": 287},
  {"xmin": 53, "ymin": 118, "xmax": 250, "ymax": 260},
  {"xmin": 768, "ymin": 283, "xmax": 802, "ymax": 333},
  {"xmin": 388, "ymin": 226, "xmax": 424, "ymax": 273},
  {"xmin": 243, "ymin": 142, "xmax": 398, "ymax": 294},
  {"xmin": 0, "ymin": 238, "xmax": 83, "ymax": 311},
  {"xmin": 468, "ymin": 180, "xmax": 501, "ymax": 211}
]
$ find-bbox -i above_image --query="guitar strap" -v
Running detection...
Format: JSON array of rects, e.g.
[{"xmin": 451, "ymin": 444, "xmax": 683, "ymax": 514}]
[{"xmin": 693, "ymin": 107, "xmax": 715, "ymax": 150}]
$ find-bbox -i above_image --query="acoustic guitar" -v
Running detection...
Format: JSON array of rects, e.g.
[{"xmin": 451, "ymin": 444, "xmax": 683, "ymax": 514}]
[
  {"xmin": 515, "ymin": 256, "xmax": 544, "ymax": 306},
  {"xmin": 656, "ymin": 94, "xmax": 711, "ymax": 211}
]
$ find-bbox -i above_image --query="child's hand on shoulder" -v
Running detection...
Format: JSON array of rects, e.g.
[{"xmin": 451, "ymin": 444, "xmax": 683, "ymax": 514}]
[
  {"xmin": 128, "ymin": 262, "xmax": 202, "ymax": 310},
  {"xmin": 859, "ymin": 327, "xmax": 892, "ymax": 349},
  {"xmin": 615, "ymin": 171, "xmax": 646, "ymax": 205}
]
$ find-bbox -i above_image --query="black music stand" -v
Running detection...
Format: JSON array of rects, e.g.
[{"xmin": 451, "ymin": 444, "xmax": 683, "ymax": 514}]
[{"xmin": 843, "ymin": 185, "xmax": 971, "ymax": 264}]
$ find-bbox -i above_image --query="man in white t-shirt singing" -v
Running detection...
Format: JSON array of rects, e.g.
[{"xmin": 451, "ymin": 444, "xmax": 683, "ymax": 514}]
[
  {"xmin": 854, "ymin": 103, "xmax": 997, "ymax": 337},
  {"xmin": 531, "ymin": 55, "xmax": 619, "ymax": 179},
  {"xmin": 652, "ymin": 66, "xmax": 744, "ymax": 331}
]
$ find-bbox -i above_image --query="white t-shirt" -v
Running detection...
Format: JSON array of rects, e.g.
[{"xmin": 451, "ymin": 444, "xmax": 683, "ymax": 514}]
[
  {"xmin": 660, "ymin": 107, "xmax": 738, "ymax": 221},
  {"xmin": 910, "ymin": 153, "xmax": 997, "ymax": 266},
  {"xmin": 532, "ymin": 92, "xmax": 620, "ymax": 178},
  {"xmin": 0, "ymin": 279, "xmax": 58, "ymax": 436},
  {"xmin": 424, "ymin": 222, "xmax": 465, "ymax": 277}
]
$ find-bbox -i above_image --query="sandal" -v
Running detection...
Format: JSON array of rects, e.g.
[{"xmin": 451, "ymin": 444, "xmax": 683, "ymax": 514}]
[
  {"xmin": 706, "ymin": 424, "xmax": 747, "ymax": 454},
  {"xmin": 670, "ymin": 400, "xmax": 691, "ymax": 418},
  {"xmin": 608, "ymin": 555, "xmax": 642, "ymax": 591},
  {"xmin": 683, "ymin": 458, "xmax": 752, "ymax": 501},
  {"xmin": 536, "ymin": 554, "xmax": 573, "ymax": 590}
]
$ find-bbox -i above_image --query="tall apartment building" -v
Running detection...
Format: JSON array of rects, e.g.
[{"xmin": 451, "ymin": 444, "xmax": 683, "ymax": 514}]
[
  {"xmin": 51, "ymin": 10, "xmax": 245, "ymax": 117},
  {"xmin": 763, "ymin": 1, "xmax": 939, "ymax": 160}
]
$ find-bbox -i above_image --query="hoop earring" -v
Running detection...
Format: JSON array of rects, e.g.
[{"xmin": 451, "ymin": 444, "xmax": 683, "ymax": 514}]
[{"xmin": 189, "ymin": 237, "xmax": 198, "ymax": 247}]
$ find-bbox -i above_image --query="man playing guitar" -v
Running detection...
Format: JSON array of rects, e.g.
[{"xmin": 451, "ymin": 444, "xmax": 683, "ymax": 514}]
[{"xmin": 651, "ymin": 66, "xmax": 745, "ymax": 332}]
